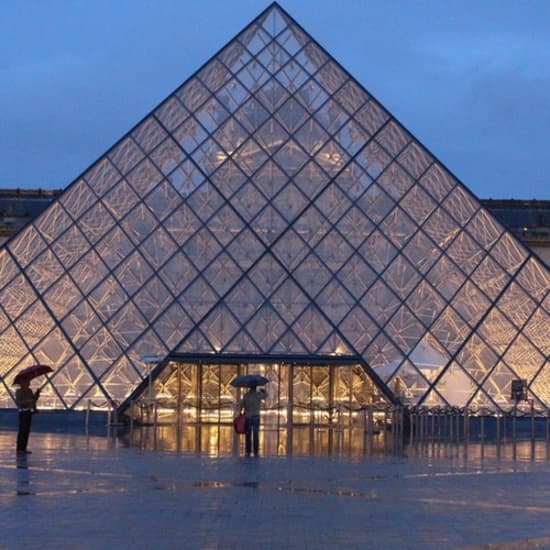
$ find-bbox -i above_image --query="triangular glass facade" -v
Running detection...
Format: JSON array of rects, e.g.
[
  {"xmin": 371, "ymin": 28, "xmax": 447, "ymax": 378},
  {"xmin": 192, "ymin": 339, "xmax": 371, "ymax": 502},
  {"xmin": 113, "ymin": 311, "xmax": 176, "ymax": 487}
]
[{"xmin": 0, "ymin": 3, "xmax": 548, "ymax": 413}]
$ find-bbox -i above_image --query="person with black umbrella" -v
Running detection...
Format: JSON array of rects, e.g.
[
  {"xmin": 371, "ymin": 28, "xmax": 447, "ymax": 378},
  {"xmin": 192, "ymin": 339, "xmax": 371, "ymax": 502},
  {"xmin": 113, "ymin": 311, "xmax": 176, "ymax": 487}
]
[
  {"xmin": 15, "ymin": 379, "xmax": 40, "ymax": 454},
  {"xmin": 238, "ymin": 384, "xmax": 267, "ymax": 457}
]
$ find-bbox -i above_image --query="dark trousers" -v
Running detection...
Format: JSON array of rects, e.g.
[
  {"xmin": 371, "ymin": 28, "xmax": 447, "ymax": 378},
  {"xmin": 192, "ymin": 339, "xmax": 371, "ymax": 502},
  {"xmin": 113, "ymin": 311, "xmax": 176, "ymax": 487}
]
[
  {"xmin": 245, "ymin": 415, "xmax": 260, "ymax": 456},
  {"xmin": 17, "ymin": 411, "xmax": 33, "ymax": 451}
]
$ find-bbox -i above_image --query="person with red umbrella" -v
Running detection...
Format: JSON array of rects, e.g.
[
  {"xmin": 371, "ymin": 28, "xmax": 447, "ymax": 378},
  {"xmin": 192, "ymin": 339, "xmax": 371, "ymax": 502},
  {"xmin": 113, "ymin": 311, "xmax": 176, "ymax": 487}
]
[
  {"xmin": 13, "ymin": 365, "xmax": 51, "ymax": 454},
  {"xmin": 15, "ymin": 379, "xmax": 40, "ymax": 454}
]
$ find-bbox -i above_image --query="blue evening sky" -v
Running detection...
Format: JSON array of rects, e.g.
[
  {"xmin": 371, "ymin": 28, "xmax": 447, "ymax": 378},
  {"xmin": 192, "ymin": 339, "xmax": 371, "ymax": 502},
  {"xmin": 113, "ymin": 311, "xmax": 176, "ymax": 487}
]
[{"xmin": 1, "ymin": 0, "xmax": 548, "ymax": 199}]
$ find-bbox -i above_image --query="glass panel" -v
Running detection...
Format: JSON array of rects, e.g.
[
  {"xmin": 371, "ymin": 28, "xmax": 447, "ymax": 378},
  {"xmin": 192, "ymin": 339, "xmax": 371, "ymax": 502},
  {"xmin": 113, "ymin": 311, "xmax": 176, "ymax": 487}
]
[
  {"xmin": 102, "ymin": 179, "xmax": 140, "ymax": 219},
  {"xmin": 200, "ymin": 304, "xmax": 240, "ymax": 352},
  {"xmin": 523, "ymin": 307, "xmax": 550, "ymax": 357},
  {"xmin": 203, "ymin": 253, "xmax": 242, "ymax": 296},
  {"xmin": 402, "ymin": 230, "xmax": 441, "ymax": 275},
  {"xmin": 126, "ymin": 158, "xmax": 163, "ymax": 197},
  {"xmin": 272, "ymin": 182, "xmax": 308, "ymax": 223},
  {"xmin": 43, "ymin": 274, "xmax": 83, "ymax": 320},
  {"xmin": 380, "ymin": 207, "xmax": 417, "ymax": 249},
  {"xmin": 197, "ymin": 58, "xmax": 232, "ymax": 94},
  {"xmin": 333, "ymin": 79, "xmax": 369, "ymax": 115},
  {"xmin": 108, "ymin": 137, "xmax": 144, "ymax": 176},
  {"xmin": 133, "ymin": 277, "xmax": 172, "ymax": 323},
  {"xmin": 384, "ymin": 254, "xmax": 421, "ymax": 300},
  {"xmin": 465, "ymin": 208, "xmax": 503, "ymax": 250},
  {"xmin": 441, "ymin": 185, "xmax": 479, "ymax": 227},
  {"xmin": 335, "ymin": 253, "xmax": 377, "ymax": 300},
  {"xmin": 246, "ymin": 304, "xmax": 286, "ymax": 350},
  {"xmin": 8, "ymin": 225, "xmax": 47, "ymax": 268},
  {"xmin": 426, "ymin": 255, "xmax": 465, "ymax": 301},
  {"xmin": 477, "ymin": 308, "xmax": 518, "ymax": 356},
  {"xmin": 338, "ymin": 306, "xmax": 379, "ymax": 353},
  {"xmin": 490, "ymin": 232, "xmax": 528, "ymax": 276},
  {"xmin": 131, "ymin": 117, "xmax": 167, "ymax": 154},
  {"xmin": 292, "ymin": 253, "xmax": 332, "ymax": 298},
  {"xmin": 154, "ymin": 96, "xmax": 189, "ymax": 132},
  {"xmin": 26, "ymin": 248, "xmax": 65, "ymax": 294},
  {"xmin": 437, "ymin": 362, "xmax": 476, "ymax": 408},
  {"xmin": 419, "ymin": 163, "xmax": 456, "ymax": 202},
  {"xmin": 496, "ymin": 282, "xmax": 537, "ymax": 329},
  {"xmin": 15, "ymin": 300, "xmax": 54, "ymax": 349},
  {"xmin": 316, "ymin": 279, "xmax": 354, "ymax": 325},
  {"xmin": 182, "ymin": 227, "xmax": 222, "ymax": 271},
  {"xmin": 503, "ymin": 334, "xmax": 545, "ymax": 382},
  {"xmin": 226, "ymin": 227, "xmax": 265, "ymax": 269},
  {"xmin": 409, "ymin": 333, "xmax": 450, "ymax": 383},
  {"xmin": 270, "ymin": 278, "xmax": 309, "ymax": 324},
  {"xmin": 83, "ymin": 157, "xmax": 120, "ymax": 198},
  {"xmin": 272, "ymin": 229, "xmax": 309, "ymax": 271},
  {"xmin": 384, "ymin": 305, "xmax": 425, "ymax": 354},
  {"xmin": 60, "ymin": 179, "xmax": 97, "ymax": 220},
  {"xmin": 153, "ymin": 302, "xmax": 194, "ymax": 350},
  {"xmin": 247, "ymin": 254, "xmax": 284, "ymax": 297},
  {"xmin": 69, "ymin": 249, "xmax": 109, "ymax": 296},
  {"xmin": 0, "ymin": 275, "xmax": 35, "ymax": 320},
  {"xmin": 95, "ymin": 226, "xmax": 135, "ymax": 271},
  {"xmin": 451, "ymin": 280, "xmax": 490, "ymax": 327},
  {"xmin": 292, "ymin": 305, "xmax": 332, "ymax": 353},
  {"xmin": 445, "ymin": 231, "xmax": 485, "ymax": 275},
  {"xmin": 397, "ymin": 142, "xmax": 432, "ymax": 179},
  {"xmin": 79, "ymin": 201, "xmax": 116, "ymax": 245},
  {"xmin": 141, "ymin": 226, "xmax": 178, "ymax": 270},
  {"xmin": 470, "ymin": 255, "xmax": 510, "ymax": 301},
  {"xmin": 514, "ymin": 257, "xmax": 550, "ymax": 303},
  {"xmin": 406, "ymin": 280, "xmax": 446, "ymax": 328},
  {"xmin": 361, "ymin": 279, "xmax": 400, "ymax": 326},
  {"xmin": 457, "ymin": 334, "xmax": 498, "ymax": 384},
  {"xmin": 314, "ymin": 229, "xmax": 353, "ymax": 273},
  {"xmin": 355, "ymin": 100, "xmax": 388, "ymax": 136},
  {"xmin": 364, "ymin": 332, "xmax": 403, "ymax": 382},
  {"xmin": 225, "ymin": 278, "xmax": 264, "ymax": 325},
  {"xmin": 430, "ymin": 305, "xmax": 471, "ymax": 355}
]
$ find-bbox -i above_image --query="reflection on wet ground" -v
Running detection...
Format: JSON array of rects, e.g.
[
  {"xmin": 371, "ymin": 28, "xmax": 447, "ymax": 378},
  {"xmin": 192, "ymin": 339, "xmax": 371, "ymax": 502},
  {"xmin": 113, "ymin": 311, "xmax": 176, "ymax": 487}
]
[
  {"xmin": 118, "ymin": 422, "xmax": 550, "ymax": 463},
  {"xmin": 2, "ymin": 428, "xmax": 550, "ymax": 549}
]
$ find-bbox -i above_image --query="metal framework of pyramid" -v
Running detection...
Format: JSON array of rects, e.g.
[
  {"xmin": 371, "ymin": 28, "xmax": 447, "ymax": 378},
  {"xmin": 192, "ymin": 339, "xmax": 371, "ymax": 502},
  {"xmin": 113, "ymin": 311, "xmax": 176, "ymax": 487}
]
[{"xmin": 0, "ymin": 3, "xmax": 548, "ymax": 414}]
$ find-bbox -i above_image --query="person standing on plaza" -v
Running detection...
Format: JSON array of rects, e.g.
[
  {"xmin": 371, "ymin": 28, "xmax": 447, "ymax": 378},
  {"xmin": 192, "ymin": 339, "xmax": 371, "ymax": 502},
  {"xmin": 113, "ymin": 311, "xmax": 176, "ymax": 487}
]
[
  {"xmin": 15, "ymin": 379, "xmax": 40, "ymax": 454},
  {"xmin": 238, "ymin": 384, "xmax": 267, "ymax": 457}
]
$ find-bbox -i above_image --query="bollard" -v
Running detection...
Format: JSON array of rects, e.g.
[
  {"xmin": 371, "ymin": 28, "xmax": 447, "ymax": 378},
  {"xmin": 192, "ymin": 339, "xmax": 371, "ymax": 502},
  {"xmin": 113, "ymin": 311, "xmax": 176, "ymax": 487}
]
[
  {"xmin": 409, "ymin": 411, "xmax": 416, "ymax": 445},
  {"xmin": 367, "ymin": 405, "xmax": 373, "ymax": 455},
  {"xmin": 531, "ymin": 401, "xmax": 535, "ymax": 461},
  {"xmin": 129, "ymin": 400, "xmax": 134, "ymax": 444},
  {"xmin": 337, "ymin": 404, "xmax": 344, "ymax": 455},
  {"xmin": 513, "ymin": 405, "xmax": 517, "ymax": 460},
  {"xmin": 85, "ymin": 399, "xmax": 92, "ymax": 434},
  {"xmin": 496, "ymin": 412, "xmax": 501, "ymax": 458}
]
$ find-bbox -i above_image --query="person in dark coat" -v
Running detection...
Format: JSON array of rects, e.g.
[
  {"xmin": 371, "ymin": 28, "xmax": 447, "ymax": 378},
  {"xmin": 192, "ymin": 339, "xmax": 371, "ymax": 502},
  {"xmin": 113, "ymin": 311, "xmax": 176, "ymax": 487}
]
[
  {"xmin": 15, "ymin": 379, "xmax": 40, "ymax": 454},
  {"xmin": 238, "ymin": 385, "xmax": 267, "ymax": 457}
]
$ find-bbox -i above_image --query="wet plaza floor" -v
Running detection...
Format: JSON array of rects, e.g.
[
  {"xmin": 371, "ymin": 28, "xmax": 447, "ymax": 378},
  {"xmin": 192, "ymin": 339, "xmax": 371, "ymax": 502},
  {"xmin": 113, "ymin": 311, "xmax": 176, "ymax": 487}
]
[{"xmin": 2, "ymin": 428, "xmax": 550, "ymax": 549}]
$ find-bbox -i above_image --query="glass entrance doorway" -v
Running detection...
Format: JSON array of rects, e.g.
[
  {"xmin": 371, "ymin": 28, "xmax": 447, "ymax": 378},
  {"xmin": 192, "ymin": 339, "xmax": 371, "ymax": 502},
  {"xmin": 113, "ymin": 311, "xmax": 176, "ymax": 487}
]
[{"xmin": 127, "ymin": 357, "xmax": 392, "ymax": 456}]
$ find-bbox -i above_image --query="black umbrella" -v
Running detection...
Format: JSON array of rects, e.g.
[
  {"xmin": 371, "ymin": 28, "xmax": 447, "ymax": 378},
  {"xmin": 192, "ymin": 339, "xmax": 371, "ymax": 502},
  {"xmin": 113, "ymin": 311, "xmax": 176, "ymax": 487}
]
[{"xmin": 230, "ymin": 374, "xmax": 269, "ymax": 388}]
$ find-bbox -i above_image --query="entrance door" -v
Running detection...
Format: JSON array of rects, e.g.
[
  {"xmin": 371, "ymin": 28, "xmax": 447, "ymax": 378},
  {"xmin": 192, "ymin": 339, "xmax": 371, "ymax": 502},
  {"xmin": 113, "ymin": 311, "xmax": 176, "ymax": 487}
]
[{"xmin": 129, "ymin": 357, "xmax": 388, "ymax": 455}]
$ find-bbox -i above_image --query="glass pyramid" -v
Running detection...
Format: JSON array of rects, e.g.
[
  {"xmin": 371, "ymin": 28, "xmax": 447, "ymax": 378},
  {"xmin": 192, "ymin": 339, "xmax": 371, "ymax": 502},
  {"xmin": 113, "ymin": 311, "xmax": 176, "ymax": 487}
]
[{"xmin": 0, "ymin": 3, "xmax": 548, "ymax": 414}]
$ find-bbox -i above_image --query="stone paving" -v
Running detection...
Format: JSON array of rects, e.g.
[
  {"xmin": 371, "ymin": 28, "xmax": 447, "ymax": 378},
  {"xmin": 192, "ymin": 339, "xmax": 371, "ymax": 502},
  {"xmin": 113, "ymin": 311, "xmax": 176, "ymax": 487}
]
[{"xmin": 1, "ymin": 429, "xmax": 550, "ymax": 549}]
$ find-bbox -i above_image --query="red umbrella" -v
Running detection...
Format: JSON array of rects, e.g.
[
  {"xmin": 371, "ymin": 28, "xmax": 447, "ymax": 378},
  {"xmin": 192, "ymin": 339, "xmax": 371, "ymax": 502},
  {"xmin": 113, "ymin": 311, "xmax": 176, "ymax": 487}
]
[{"xmin": 12, "ymin": 364, "xmax": 53, "ymax": 386}]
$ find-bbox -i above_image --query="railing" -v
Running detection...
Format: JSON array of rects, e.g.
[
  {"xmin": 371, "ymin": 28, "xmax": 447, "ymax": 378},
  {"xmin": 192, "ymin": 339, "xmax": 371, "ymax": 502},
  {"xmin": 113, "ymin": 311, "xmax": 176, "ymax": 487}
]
[{"xmin": 95, "ymin": 399, "xmax": 550, "ymax": 458}]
